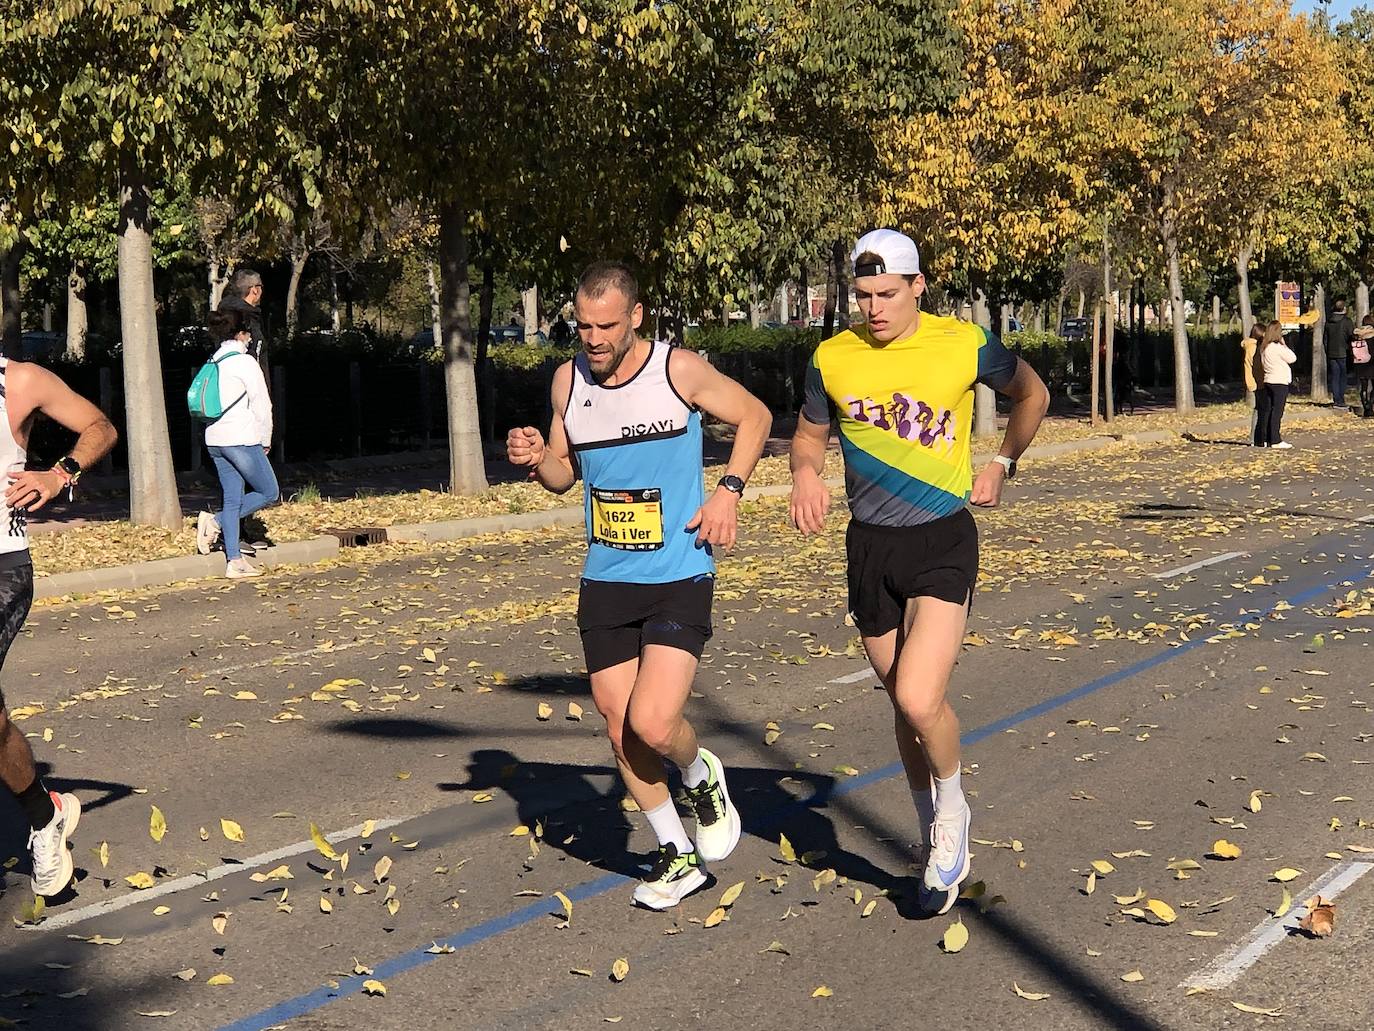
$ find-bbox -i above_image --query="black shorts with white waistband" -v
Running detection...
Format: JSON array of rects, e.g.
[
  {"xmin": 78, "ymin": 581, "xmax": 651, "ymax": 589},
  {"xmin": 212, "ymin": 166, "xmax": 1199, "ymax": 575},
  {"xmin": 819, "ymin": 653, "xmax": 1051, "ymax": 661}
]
[
  {"xmin": 845, "ymin": 508, "xmax": 978, "ymax": 638},
  {"xmin": 0, "ymin": 551, "xmax": 34, "ymax": 711},
  {"xmin": 577, "ymin": 575, "xmax": 714, "ymax": 675}
]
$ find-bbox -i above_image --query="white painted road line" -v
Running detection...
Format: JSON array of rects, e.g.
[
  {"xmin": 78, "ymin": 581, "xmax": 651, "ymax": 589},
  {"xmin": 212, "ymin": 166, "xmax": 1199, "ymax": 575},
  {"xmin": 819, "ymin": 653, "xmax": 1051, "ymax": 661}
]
[
  {"xmin": 1357, "ymin": 514, "xmax": 1374, "ymax": 524},
  {"xmin": 1152, "ymin": 551, "xmax": 1249, "ymax": 580},
  {"xmin": 26, "ymin": 816, "xmax": 412, "ymax": 933},
  {"xmin": 828, "ymin": 668, "xmax": 877, "ymax": 685},
  {"xmin": 1182, "ymin": 860, "xmax": 1374, "ymax": 991}
]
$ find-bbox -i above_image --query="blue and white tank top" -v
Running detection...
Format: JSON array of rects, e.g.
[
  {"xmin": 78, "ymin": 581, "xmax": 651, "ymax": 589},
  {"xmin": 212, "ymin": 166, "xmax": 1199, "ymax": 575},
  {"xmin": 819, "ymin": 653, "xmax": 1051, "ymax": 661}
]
[{"xmin": 562, "ymin": 342, "xmax": 714, "ymax": 584}]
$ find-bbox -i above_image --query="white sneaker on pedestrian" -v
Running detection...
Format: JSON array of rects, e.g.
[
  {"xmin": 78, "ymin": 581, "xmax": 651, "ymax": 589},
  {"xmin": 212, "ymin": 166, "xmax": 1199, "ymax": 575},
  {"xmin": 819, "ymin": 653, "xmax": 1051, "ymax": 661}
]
[
  {"xmin": 226, "ymin": 557, "xmax": 262, "ymax": 579},
  {"xmin": 631, "ymin": 843, "xmax": 707, "ymax": 910},
  {"xmin": 1272, "ymin": 441, "xmax": 1294, "ymax": 450},
  {"xmin": 29, "ymin": 792, "xmax": 81, "ymax": 897},
  {"xmin": 923, "ymin": 801, "xmax": 971, "ymax": 911},
  {"xmin": 196, "ymin": 511, "xmax": 220, "ymax": 555},
  {"xmin": 683, "ymin": 748, "xmax": 741, "ymax": 863}
]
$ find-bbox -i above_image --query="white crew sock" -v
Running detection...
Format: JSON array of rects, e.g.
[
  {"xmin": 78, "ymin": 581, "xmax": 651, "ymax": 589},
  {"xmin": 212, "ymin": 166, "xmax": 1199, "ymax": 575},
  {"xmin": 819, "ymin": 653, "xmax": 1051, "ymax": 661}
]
[
  {"xmin": 910, "ymin": 780, "xmax": 935, "ymax": 842},
  {"xmin": 683, "ymin": 751, "xmax": 711, "ymax": 789},
  {"xmin": 933, "ymin": 768, "xmax": 964, "ymax": 817},
  {"xmin": 644, "ymin": 797, "xmax": 693, "ymax": 854}
]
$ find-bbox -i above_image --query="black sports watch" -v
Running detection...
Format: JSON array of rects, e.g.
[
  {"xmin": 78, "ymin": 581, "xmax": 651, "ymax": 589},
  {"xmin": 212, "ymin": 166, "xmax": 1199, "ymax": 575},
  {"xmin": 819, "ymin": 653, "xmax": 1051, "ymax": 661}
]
[
  {"xmin": 55, "ymin": 456, "xmax": 82, "ymax": 481},
  {"xmin": 717, "ymin": 474, "xmax": 746, "ymax": 496}
]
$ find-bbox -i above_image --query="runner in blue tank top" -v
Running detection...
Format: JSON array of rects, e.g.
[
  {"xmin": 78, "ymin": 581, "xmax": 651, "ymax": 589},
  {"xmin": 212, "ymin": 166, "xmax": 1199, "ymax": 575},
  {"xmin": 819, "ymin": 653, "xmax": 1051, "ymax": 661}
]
[{"xmin": 507, "ymin": 261, "xmax": 771, "ymax": 910}]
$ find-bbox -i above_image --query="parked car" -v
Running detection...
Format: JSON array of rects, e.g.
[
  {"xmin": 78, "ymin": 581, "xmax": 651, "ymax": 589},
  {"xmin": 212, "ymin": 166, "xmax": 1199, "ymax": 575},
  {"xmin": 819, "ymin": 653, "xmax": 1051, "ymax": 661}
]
[{"xmin": 1059, "ymin": 317, "xmax": 1091, "ymax": 341}]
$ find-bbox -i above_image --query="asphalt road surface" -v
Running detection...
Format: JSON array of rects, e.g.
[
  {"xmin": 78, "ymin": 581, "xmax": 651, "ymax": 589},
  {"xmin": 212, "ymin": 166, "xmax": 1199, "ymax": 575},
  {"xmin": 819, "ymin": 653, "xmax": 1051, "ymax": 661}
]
[{"xmin": 1, "ymin": 420, "xmax": 1372, "ymax": 1031}]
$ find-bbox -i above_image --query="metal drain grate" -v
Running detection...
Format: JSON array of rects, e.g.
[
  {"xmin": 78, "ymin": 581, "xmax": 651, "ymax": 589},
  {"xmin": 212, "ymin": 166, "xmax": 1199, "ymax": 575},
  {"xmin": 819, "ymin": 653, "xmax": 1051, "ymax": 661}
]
[{"xmin": 324, "ymin": 526, "xmax": 389, "ymax": 547}]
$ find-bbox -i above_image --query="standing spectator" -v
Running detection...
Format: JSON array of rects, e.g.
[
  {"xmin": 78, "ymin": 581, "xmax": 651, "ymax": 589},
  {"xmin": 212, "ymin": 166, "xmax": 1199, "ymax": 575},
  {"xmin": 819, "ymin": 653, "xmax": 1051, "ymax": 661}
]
[
  {"xmin": 1354, "ymin": 316, "xmax": 1374, "ymax": 418},
  {"xmin": 1241, "ymin": 322, "xmax": 1265, "ymax": 446},
  {"xmin": 1324, "ymin": 299, "xmax": 1354, "ymax": 410},
  {"xmin": 218, "ymin": 268, "xmax": 266, "ymax": 357},
  {"xmin": 1259, "ymin": 320, "xmax": 1297, "ymax": 449},
  {"xmin": 196, "ymin": 307, "xmax": 279, "ymax": 577}
]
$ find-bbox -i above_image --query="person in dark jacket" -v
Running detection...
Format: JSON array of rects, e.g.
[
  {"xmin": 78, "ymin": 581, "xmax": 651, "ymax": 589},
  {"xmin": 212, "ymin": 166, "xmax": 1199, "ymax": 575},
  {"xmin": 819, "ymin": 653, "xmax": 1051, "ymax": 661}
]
[
  {"xmin": 1324, "ymin": 299, "xmax": 1354, "ymax": 410},
  {"xmin": 217, "ymin": 268, "xmax": 266, "ymax": 357}
]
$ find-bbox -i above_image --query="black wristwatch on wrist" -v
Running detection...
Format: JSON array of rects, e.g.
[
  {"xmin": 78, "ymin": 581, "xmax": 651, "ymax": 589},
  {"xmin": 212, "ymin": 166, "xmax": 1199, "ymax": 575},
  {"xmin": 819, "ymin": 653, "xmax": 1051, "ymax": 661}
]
[
  {"xmin": 717, "ymin": 474, "xmax": 746, "ymax": 496},
  {"xmin": 53, "ymin": 456, "xmax": 82, "ymax": 500}
]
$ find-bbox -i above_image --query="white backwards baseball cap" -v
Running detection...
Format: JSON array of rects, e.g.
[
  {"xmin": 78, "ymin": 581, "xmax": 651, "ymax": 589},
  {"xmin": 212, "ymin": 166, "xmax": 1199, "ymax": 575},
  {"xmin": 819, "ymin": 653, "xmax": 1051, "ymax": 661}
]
[{"xmin": 851, "ymin": 229, "xmax": 921, "ymax": 277}]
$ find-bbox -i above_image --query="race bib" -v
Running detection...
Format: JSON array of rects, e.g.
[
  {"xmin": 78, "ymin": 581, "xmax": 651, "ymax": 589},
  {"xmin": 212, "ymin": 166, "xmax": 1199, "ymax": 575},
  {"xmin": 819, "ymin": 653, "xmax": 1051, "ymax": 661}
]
[{"xmin": 590, "ymin": 487, "xmax": 665, "ymax": 551}]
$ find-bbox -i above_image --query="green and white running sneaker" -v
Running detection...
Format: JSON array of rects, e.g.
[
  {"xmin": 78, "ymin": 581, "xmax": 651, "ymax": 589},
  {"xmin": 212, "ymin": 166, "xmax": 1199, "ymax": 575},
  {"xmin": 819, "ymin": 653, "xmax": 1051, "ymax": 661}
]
[
  {"xmin": 632, "ymin": 843, "xmax": 707, "ymax": 911},
  {"xmin": 683, "ymin": 748, "xmax": 741, "ymax": 863}
]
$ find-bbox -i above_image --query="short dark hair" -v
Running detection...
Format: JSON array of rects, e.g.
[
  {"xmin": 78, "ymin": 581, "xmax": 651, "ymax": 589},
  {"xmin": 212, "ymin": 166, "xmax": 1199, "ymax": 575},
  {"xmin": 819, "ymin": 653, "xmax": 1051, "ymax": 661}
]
[
  {"xmin": 208, "ymin": 307, "xmax": 246, "ymax": 342},
  {"xmin": 577, "ymin": 261, "xmax": 639, "ymax": 309},
  {"xmin": 1335, "ymin": 298, "xmax": 1347, "ymax": 311},
  {"xmin": 854, "ymin": 250, "xmax": 917, "ymax": 285}
]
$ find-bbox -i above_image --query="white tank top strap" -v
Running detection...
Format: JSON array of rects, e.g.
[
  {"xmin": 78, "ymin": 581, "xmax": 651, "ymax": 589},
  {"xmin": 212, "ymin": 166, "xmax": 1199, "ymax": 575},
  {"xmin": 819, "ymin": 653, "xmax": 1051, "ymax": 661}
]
[{"xmin": 0, "ymin": 359, "xmax": 29, "ymax": 554}]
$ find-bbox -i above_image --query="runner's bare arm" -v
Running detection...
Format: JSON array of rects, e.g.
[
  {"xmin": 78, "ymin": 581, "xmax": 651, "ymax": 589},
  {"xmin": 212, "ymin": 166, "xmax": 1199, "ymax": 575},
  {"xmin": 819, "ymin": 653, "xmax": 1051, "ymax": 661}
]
[
  {"xmin": 970, "ymin": 357, "xmax": 1048, "ymax": 508},
  {"xmin": 506, "ymin": 361, "xmax": 577, "ymax": 494},
  {"xmin": 3, "ymin": 361, "xmax": 117, "ymax": 513},
  {"xmin": 788, "ymin": 411, "xmax": 831, "ymax": 535},
  {"xmin": 669, "ymin": 349, "xmax": 771, "ymax": 551}
]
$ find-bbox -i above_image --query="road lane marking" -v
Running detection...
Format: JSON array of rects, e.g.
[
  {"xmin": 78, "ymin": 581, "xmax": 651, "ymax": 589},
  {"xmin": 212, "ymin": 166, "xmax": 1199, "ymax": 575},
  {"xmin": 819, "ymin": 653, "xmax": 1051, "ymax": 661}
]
[
  {"xmin": 1152, "ymin": 551, "xmax": 1249, "ymax": 580},
  {"xmin": 216, "ymin": 553, "xmax": 1374, "ymax": 1031},
  {"xmin": 1182, "ymin": 860, "xmax": 1374, "ymax": 991},
  {"xmin": 27, "ymin": 816, "xmax": 410, "ymax": 932},
  {"xmin": 829, "ymin": 668, "xmax": 876, "ymax": 684}
]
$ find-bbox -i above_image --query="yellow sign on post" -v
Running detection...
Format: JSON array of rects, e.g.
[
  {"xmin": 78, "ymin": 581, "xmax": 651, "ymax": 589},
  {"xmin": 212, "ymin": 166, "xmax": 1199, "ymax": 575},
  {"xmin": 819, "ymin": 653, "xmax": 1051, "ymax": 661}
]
[{"xmin": 1277, "ymin": 281, "xmax": 1301, "ymax": 329}]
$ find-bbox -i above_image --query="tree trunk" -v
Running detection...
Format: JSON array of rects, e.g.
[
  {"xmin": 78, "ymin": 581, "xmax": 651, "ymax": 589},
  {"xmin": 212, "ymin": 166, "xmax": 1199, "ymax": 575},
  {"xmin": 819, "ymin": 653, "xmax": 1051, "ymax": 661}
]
[
  {"xmin": 117, "ymin": 158, "xmax": 182, "ymax": 528},
  {"xmin": 1161, "ymin": 191, "xmax": 1195, "ymax": 412},
  {"xmin": 209, "ymin": 259, "xmax": 229, "ymax": 310},
  {"xmin": 65, "ymin": 260, "xmax": 88, "ymax": 361},
  {"xmin": 427, "ymin": 264, "xmax": 442, "ymax": 350},
  {"xmin": 285, "ymin": 234, "xmax": 309, "ymax": 344},
  {"xmin": 0, "ymin": 239, "xmax": 22, "ymax": 357},
  {"xmin": 799, "ymin": 266, "xmax": 809, "ymax": 324},
  {"xmin": 972, "ymin": 290, "xmax": 997, "ymax": 437},
  {"xmin": 1357, "ymin": 281, "xmax": 1370, "ymax": 325},
  {"xmin": 1055, "ymin": 291, "xmax": 1066, "ymax": 334},
  {"xmin": 1101, "ymin": 228, "xmax": 1114, "ymax": 423},
  {"xmin": 1076, "ymin": 287, "xmax": 1085, "ymax": 317},
  {"xmin": 330, "ymin": 259, "xmax": 341, "ymax": 333},
  {"xmin": 343, "ymin": 267, "xmax": 354, "ymax": 329},
  {"xmin": 749, "ymin": 275, "xmax": 762, "ymax": 330},
  {"xmin": 1236, "ymin": 244, "xmax": 1254, "ymax": 335},
  {"xmin": 522, "ymin": 285, "xmax": 538, "ymax": 342},
  {"xmin": 477, "ymin": 262, "xmax": 495, "ymax": 443},
  {"xmin": 999, "ymin": 302, "xmax": 1011, "ymax": 337},
  {"xmin": 777, "ymin": 281, "xmax": 789, "ymax": 323},
  {"xmin": 1105, "ymin": 290, "xmax": 1117, "ymax": 422},
  {"xmin": 437, "ymin": 203, "xmax": 487, "ymax": 493},
  {"xmin": 1310, "ymin": 282, "xmax": 1329, "ymax": 402},
  {"xmin": 822, "ymin": 249, "xmax": 837, "ymax": 338},
  {"xmin": 832, "ymin": 239, "xmax": 849, "ymax": 328}
]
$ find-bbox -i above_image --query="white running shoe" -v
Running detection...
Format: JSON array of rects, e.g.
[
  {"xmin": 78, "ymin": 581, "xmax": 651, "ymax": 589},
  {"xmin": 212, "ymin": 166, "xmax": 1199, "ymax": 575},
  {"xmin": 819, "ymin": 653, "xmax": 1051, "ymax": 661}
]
[
  {"xmin": 196, "ymin": 511, "xmax": 221, "ymax": 555},
  {"xmin": 632, "ymin": 843, "xmax": 707, "ymax": 910},
  {"xmin": 1272, "ymin": 441, "xmax": 1294, "ymax": 449},
  {"xmin": 684, "ymin": 748, "xmax": 741, "ymax": 863},
  {"xmin": 226, "ymin": 557, "xmax": 262, "ymax": 579},
  {"xmin": 923, "ymin": 801, "xmax": 971, "ymax": 909},
  {"xmin": 30, "ymin": 792, "xmax": 81, "ymax": 897}
]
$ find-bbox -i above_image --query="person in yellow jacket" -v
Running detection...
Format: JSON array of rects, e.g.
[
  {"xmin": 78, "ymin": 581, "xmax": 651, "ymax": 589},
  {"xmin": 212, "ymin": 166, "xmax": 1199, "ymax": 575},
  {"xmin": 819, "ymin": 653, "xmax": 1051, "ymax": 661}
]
[{"xmin": 1241, "ymin": 322, "xmax": 1264, "ymax": 446}]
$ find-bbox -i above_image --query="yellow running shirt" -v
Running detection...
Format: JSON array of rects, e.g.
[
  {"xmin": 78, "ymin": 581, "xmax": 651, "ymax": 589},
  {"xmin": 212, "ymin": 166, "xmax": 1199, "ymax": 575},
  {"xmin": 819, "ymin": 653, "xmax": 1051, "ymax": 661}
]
[{"xmin": 800, "ymin": 314, "xmax": 1018, "ymax": 526}]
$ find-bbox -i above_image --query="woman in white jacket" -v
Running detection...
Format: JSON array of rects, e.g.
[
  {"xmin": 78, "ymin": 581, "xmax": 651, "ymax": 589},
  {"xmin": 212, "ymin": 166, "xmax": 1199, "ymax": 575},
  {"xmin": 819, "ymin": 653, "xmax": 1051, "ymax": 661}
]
[
  {"xmin": 196, "ymin": 308, "xmax": 280, "ymax": 577},
  {"xmin": 1259, "ymin": 320, "xmax": 1297, "ymax": 450}
]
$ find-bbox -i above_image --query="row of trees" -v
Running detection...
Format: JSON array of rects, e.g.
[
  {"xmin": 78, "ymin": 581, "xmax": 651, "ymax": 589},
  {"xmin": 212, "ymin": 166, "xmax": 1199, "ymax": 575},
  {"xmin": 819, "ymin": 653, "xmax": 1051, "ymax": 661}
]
[{"xmin": 1, "ymin": 1, "xmax": 1369, "ymax": 526}]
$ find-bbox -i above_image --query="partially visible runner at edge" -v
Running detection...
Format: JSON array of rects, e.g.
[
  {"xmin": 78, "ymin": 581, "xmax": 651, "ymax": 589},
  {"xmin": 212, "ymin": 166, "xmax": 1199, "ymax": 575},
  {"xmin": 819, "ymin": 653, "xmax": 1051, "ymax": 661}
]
[
  {"xmin": 789, "ymin": 229, "xmax": 1049, "ymax": 914},
  {"xmin": 507, "ymin": 261, "xmax": 772, "ymax": 909},
  {"xmin": 0, "ymin": 357, "xmax": 118, "ymax": 896}
]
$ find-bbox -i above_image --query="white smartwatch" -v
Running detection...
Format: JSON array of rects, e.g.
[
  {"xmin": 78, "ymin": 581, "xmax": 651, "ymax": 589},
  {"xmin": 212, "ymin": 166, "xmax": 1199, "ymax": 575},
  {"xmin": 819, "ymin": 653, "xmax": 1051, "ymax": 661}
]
[{"xmin": 992, "ymin": 455, "xmax": 1017, "ymax": 478}]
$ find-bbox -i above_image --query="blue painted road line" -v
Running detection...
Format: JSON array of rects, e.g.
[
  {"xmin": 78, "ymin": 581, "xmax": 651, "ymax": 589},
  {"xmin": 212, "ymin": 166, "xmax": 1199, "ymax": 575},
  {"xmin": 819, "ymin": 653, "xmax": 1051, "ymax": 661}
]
[{"xmin": 220, "ymin": 553, "xmax": 1374, "ymax": 1031}]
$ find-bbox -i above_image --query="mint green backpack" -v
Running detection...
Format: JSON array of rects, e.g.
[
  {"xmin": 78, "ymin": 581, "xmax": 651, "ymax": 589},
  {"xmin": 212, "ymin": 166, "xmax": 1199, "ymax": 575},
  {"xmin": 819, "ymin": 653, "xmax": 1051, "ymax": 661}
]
[{"xmin": 187, "ymin": 355, "xmax": 245, "ymax": 422}]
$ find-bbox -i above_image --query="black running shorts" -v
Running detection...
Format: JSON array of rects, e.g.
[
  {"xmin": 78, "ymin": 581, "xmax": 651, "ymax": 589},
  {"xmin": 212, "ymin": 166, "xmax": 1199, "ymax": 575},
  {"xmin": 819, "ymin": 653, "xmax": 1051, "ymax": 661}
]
[
  {"xmin": 845, "ymin": 508, "xmax": 978, "ymax": 638},
  {"xmin": 578, "ymin": 575, "xmax": 714, "ymax": 674},
  {"xmin": 0, "ymin": 552, "xmax": 34, "ymax": 711}
]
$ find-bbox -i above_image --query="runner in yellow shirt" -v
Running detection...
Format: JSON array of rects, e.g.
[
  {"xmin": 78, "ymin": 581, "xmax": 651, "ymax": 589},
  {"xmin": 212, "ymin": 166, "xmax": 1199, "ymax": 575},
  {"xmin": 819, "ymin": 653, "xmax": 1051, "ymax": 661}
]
[{"xmin": 789, "ymin": 229, "xmax": 1049, "ymax": 913}]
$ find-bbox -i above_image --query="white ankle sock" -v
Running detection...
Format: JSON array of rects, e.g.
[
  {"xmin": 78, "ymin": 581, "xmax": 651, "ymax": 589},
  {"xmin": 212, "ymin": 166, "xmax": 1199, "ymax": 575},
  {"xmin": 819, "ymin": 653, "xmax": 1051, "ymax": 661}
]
[
  {"xmin": 933, "ymin": 769, "xmax": 964, "ymax": 816},
  {"xmin": 910, "ymin": 781, "xmax": 935, "ymax": 842},
  {"xmin": 683, "ymin": 751, "xmax": 710, "ymax": 788},
  {"xmin": 644, "ymin": 797, "xmax": 692, "ymax": 854}
]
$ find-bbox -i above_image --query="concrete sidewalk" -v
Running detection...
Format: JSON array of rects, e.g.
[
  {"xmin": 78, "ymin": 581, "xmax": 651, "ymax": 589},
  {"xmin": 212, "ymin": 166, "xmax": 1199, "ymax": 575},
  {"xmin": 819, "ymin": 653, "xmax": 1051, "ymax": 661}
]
[{"xmin": 32, "ymin": 405, "xmax": 1320, "ymax": 602}]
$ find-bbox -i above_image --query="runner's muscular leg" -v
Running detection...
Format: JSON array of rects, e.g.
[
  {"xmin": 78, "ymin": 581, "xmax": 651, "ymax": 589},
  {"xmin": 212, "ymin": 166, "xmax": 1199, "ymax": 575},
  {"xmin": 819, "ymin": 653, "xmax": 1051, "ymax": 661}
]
[
  {"xmin": 625, "ymin": 644, "xmax": 699, "ymax": 770},
  {"xmin": 0, "ymin": 707, "xmax": 40, "ymax": 793},
  {"xmin": 589, "ymin": 657, "xmax": 674, "ymax": 813},
  {"xmin": 863, "ymin": 626, "xmax": 932, "ymax": 794},
  {"xmin": 890, "ymin": 595, "xmax": 967, "ymax": 779}
]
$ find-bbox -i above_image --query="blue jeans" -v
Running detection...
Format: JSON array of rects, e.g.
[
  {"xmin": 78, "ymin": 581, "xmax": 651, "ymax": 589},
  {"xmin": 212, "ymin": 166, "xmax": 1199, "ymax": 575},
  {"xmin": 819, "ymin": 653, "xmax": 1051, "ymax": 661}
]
[
  {"xmin": 208, "ymin": 445, "xmax": 279, "ymax": 559},
  {"xmin": 1328, "ymin": 359, "xmax": 1347, "ymax": 406}
]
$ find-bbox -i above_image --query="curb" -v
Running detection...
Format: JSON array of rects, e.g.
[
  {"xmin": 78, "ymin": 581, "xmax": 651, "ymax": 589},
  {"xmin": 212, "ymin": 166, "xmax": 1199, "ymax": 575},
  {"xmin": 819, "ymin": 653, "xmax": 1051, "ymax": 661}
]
[
  {"xmin": 28, "ymin": 405, "xmax": 1343, "ymax": 600},
  {"xmin": 34, "ymin": 536, "xmax": 339, "ymax": 602}
]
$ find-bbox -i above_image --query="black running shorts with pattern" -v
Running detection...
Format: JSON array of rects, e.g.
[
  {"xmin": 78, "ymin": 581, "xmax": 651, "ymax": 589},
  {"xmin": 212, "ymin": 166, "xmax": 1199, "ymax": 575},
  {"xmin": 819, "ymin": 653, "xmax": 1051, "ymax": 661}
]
[{"xmin": 0, "ymin": 552, "xmax": 34, "ymax": 711}]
